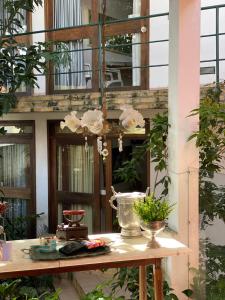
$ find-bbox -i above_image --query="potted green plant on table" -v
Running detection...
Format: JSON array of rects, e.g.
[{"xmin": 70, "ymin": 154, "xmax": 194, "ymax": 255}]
[{"xmin": 133, "ymin": 194, "xmax": 174, "ymax": 248}]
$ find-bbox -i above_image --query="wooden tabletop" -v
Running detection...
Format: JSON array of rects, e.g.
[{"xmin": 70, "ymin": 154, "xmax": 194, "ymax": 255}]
[{"xmin": 0, "ymin": 233, "xmax": 190, "ymax": 279}]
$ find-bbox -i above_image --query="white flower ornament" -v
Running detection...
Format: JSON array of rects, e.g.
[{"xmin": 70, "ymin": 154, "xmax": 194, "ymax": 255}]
[
  {"xmin": 60, "ymin": 111, "xmax": 81, "ymax": 133},
  {"xmin": 119, "ymin": 106, "xmax": 145, "ymax": 130},
  {"xmin": 81, "ymin": 109, "xmax": 104, "ymax": 134}
]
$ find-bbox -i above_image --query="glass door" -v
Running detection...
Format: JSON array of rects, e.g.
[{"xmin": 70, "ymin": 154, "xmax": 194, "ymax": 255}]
[
  {"xmin": 57, "ymin": 143, "xmax": 94, "ymax": 231},
  {"xmin": 48, "ymin": 121, "xmax": 100, "ymax": 233},
  {"xmin": 0, "ymin": 121, "xmax": 35, "ymax": 238}
]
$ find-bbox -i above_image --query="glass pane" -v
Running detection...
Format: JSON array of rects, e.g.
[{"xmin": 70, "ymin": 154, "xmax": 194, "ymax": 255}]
[
  {"xmin": 201, "ymin": 9, "xmax": 216, "ymax": 36},
  {"xmin": 58, "ymin": 203, "xmax": 93, "ymax": 233},
  {"xmin": 220, "ymin": 61, "xmax": 225, "ymax": 82},
  {"xmin": 200, "ymin": 61, "xmax": 216, "ymax": 85},
  {"xmin": 99, "ymin": 0, "xmax": 138, "ymax": 22},
  {"xmin": 0, "ymin": 144, "xmax": 30, "ymax": 188},
  {"xmin": 201, "ymin": 36, "xmax": 216, "ymax": 61},
  {"xmin": 57, "ymin": 145, "xmax": 94, "ymax": 193},
  {"xmin": 2, "ymin": 125, "xmax": 33, "ymax": 134},
  {"xmin": 105, "ymin": 33, "xmax": 141, "ymax": 87},
  {"xmin": 53, "ymin": 0, "xmax": 92, "ymax": 27},
  {"xmin": 219, "ymin": 7, "xmax": 225, "ymax": 34},
  {"xmin": 54, "ymin": 39, "xmax": 92, "ymax": 90},
  {"xmin": 219, "ymin": 35, "xmax": 225, "ymax": 59}
]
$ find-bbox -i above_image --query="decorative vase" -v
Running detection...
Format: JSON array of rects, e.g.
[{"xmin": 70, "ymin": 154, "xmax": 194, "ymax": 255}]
[{"xmin": 141, "ymin": 220, "xmax": 166, "ymax": 248}]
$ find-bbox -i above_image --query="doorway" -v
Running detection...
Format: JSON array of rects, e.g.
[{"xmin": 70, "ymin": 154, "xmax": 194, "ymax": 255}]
[{"xmin": 48, "ymin": 120, "xmax": 149, "ymax": 234}]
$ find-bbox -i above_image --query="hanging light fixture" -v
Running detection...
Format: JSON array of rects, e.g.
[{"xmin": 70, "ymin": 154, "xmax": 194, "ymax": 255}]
[{"xmin": 60, "ymin": 0, "xmax": 145, "ymax": 160}]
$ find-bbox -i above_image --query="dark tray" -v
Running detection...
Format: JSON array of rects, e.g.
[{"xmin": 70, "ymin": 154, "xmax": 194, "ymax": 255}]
[{"xmin": 27, "ymin": 245, "xmax": 111, "ymax": 261}]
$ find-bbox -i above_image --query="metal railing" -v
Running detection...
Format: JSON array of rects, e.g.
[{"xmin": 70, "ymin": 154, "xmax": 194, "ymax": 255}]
[{"xmin": 1, "ymin": 4, "xmax": 225, "ymax": 89}]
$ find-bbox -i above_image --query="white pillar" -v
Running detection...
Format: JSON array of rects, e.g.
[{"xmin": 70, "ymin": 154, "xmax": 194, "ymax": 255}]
[
  {"xmin": 168, "ymin": 0, "xmax": 200, "ymax": 297},
  {"xmin": 35, "ymin": 117, "xmax": 49, "ymax": 230}
]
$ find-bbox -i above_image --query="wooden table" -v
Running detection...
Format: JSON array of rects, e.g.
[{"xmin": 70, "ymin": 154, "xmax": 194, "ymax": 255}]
[{"xmin": 0, "ymin": 233, "xmax": 190, "ymax": 300}]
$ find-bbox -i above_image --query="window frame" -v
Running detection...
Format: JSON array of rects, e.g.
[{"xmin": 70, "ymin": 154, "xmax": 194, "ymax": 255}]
[{"xmin": 45, "ymin": 0, "xmax": 149, "ymax": 94}]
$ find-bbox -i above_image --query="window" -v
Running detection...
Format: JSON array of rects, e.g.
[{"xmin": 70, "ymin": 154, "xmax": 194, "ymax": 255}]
[
  {"xmin": 0, "ymin": 121, "xmax": 36, "ymax": 238},
  {"xmin": 45, "ymin": 0, "xmax": 149, "ymax": 93}
]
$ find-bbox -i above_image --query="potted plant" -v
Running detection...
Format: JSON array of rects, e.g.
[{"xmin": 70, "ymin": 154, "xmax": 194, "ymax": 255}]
[{"xmin": 133, "ymin": 194, "xmax": 174, "ymax": 248}]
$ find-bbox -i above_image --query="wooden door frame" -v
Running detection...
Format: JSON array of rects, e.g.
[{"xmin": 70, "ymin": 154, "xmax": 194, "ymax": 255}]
[
  {"xmin": 0, "ymin": 120, "xmax": 36, "ymax": 237},
  {"xmin": 47, "ymin": 120, "xmax": 101, "ymax": 233},
  {"xmin": 48, "ymin": 120, "xmax": 150, "ymax": 233}
]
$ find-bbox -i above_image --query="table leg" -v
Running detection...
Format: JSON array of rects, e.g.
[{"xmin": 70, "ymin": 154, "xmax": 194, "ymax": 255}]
[
  {"xmin": 139, "ymin": 265, "xmax": 147, "ymax": 300},
  {"xmin": 153, "ymin": 258, "xmax": 163, "ymax": 300}
]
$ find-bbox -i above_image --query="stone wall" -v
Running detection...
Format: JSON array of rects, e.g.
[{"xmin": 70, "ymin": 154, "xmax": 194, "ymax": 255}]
[{"xmin": 12, "ymin": 83, "xmax": 225, "ymax": 114}]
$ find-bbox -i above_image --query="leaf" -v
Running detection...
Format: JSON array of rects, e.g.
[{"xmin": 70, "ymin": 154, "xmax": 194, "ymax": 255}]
[{"xmin": 182, "ymin": 289, "xmax": 193, "ymax": 297}]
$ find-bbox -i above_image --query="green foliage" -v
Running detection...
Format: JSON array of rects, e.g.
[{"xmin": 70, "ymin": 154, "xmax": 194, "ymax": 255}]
[
  {"xmin": 0, "ymin": 276, "xmax": 60, "ymax": 300},
  {"xmin": 199, "ymin": 179, "xmax": 225, "ymax": 229},
  {"xmin": 4, "ymin": 212, "xmax": 44, "ymax": 240},
  {"xmin": 188, "ymin": 98, "xmax": 225, "ymax": 177},
  {"xmin": 106, "ymin": 34, "xmax": 132, "ymax": 55},
  {"xmin": 82, "ymin": 282, "xmax": 124, "ymax": 300},
  {"xmin": 113, "ymin": 144, "xmax": 146, "ymax": 186},
  {"xmin": 114, "ymin": 113, "xmax": 169, "ymax": 196},
  {"xmin": 0, "ymin": 0, "xmax": 70, "ymax": 116},
  {"xmin": 0, "ymin": 127, "xmax": 7, "ymax": 135},
  {"xmin": 111, "ymin": 266, "xmax": 179, "ymax": 300},
  {"xmin": 147, "ymin": 113, "xmax": 170, "ymax": 196},
  {"xmin": 133, "ymin": 194, "xmax": 174, "ymax": 223}
]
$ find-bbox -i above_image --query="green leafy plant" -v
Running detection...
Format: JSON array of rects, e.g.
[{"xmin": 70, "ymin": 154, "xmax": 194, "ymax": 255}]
[
  {"xmin": 0, "ymin": 276, "xmax": 61, "ymax": 299},
  {"xmin": 133, "ymin": 194, "xmax": 174, "ymax": 223},
  {"xmin": 188, "ymin": 97, "xmax": 225, "ymax": 178},
  {"xmin": 114, "ymin": 113, "xmax": 170, "ymax": 196},
  {"xmin": 0, "ymin": 0, "xmax": 70, "ymax": 117},
  {"xmin": 111, "ymin": 266, "xmax": 179, "ymax": 300},
  {"xmin": 82, "ymin": 281, "xmax": 124, "ymax": 300},
  {"xmin": 4, "ymin": 212, "xmax": 44, "ymax": 240},
  {"xmin": 199, "ymin": 179, "xmax": 225, "ymax": 229}
]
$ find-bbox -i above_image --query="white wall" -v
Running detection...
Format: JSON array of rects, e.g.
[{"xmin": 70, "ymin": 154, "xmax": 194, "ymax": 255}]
[{"xmin": 149, "ymin": 0, "xmax": 225, "ymax": 88}]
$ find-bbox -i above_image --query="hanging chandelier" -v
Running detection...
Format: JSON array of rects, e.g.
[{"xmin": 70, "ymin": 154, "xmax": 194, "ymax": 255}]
[
  {"xmin": 60, "ymin": 106, "xmax": 145, "ymax": 159},
  {"xmin": 60, "ymin": 0, "xmax": 145, "ymax": 160}
]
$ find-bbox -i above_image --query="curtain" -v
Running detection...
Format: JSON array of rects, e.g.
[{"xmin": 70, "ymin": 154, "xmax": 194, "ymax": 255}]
[
  {"xmin": 4, "ymin": 198, "xmax": 27, "ymax": 220},
  {"xmin": 0, "ymin": 144, "xmax": 30, "ymax": 188},
  {"xmin": 54, "ymin": 0, "xmax": 85, "ymax": 89},
  {"xmin": 57, "ymin": 145, "xmax": 94, "ymax": 232},
  {"xmin": 68, "ymin": 145, "xmax": 94, "ymax": 193},
  {"xmin": 57, "ymin": 145, "xmax": 94, "ymax": 193}
]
